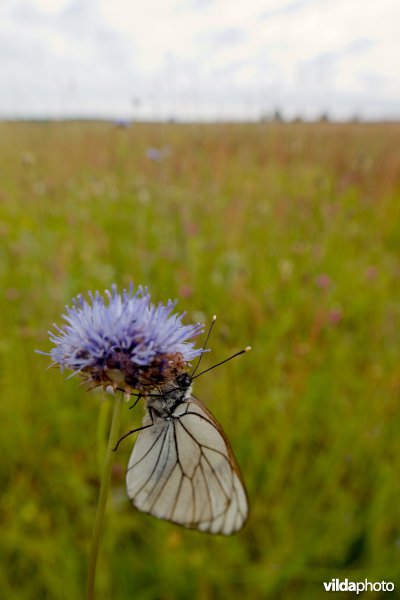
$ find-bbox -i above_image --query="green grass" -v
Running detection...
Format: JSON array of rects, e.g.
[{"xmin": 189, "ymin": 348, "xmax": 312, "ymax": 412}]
[{"xmin": 1, "ymin": 120, "xmax": 400, "ymax": 599}]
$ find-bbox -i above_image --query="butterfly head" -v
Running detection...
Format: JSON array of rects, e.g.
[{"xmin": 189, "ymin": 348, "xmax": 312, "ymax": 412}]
[{"xmin": 175, "ymin": 371, "xmax": 193, "ymax": 392}]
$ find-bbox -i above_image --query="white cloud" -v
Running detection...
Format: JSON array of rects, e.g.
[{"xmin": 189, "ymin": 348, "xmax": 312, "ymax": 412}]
[{"xmin": 0, "ymin": 0, "xmax": 399, "ymax": 119}]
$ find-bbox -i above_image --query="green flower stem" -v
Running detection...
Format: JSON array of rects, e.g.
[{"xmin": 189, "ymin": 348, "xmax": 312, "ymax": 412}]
[{"xmin": 86, "ymin": 393, "xmax": 124, "ymax": 600}]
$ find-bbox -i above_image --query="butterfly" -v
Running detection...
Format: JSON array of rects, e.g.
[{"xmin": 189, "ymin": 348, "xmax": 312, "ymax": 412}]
[{"xmin": 115, "ymin": 339, "xmax": 250, "ymax": 535}]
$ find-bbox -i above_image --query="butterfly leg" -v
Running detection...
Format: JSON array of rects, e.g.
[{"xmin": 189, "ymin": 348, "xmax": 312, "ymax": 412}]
[
  {"xmin": 113, "ymin": 409, "xmax": 154, "ymax": 452},
  {"xmin": 129, "ymin": 394, "xmax": 142, "ymax": 410}
]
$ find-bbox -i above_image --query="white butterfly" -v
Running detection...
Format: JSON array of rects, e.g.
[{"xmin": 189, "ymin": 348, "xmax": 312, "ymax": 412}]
[{"xmin": 120, "ymin": 367, "xmax": 249, "ymax": 535}]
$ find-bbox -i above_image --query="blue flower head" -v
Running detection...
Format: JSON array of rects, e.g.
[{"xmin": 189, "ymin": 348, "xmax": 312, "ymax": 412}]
[{"xmin": 42, "ymin": 284, "xmax": 205, "ymax": 394}]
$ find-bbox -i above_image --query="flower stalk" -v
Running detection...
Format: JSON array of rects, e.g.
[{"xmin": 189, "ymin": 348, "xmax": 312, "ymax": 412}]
[
  {"xmin": 38, "ymin": 284, "xmax": 205, "ymax": 598},
  {"xmin": 86, "ymin": 392, "xmax": 124, "ymax": 600}
]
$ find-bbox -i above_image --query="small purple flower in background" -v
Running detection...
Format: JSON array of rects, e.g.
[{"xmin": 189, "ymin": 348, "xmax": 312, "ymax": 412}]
[
  {"xmin": 178, "ymin": 284, "xmax": 193, "ymax": 299},
  {"xmin": 329, "ymin": 308, "xmax": 343, "ymax": 325},
  {"xmin": 145, "ymin": 146, "xmax": 171, "ymax": 162},
  {"xmin": 315, "ymin": 273, "xmax": 332, "ymax": 290},
  {"xmin": 41, "ymin": 284, "xmax": 204, "ymax": 395},
  {"xmin": 365, "ymin": 265, "xmax": 378, "ymax": 281},
  {"xmin": 114, "ymin": 119, "xmax": 131, "ymax": 129}
]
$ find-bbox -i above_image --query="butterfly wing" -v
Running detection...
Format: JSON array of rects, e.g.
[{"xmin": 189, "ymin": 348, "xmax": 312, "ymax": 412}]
[{"xmin": 126, "ymin": 396, "xmax": 248, "ymax": 535}]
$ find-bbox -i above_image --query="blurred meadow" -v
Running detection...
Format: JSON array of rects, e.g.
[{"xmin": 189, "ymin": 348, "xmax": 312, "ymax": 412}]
[{"xmin": 1, "ymin": 120, "xmax": 400, "ymax": 599}]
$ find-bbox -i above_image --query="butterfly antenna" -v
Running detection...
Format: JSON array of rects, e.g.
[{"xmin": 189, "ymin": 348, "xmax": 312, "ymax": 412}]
[
  {"xmin": 192, "ymin": 346, "xmax": 251, "ymax": 380},
  {"xmin": 191, "ymin": 315, "xmax": 217, "ymax": 377}
]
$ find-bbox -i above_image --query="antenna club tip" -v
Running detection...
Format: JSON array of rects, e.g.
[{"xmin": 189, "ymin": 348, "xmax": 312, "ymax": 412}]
[
  {"xmin": 245, "ymin": 346, "xmax": 252, "ymax": 352},
  {"xmin": 212, "ymin": 315, "xmax": 217, "ymax": 322}
]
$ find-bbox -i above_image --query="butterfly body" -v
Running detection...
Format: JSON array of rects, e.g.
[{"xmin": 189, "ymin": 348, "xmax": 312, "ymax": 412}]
[
  {"xmin": 146, "ymin": 371, "xmax": 193, "ymax": 418},
  {"xmin": 126, "ymin": 372, "xmax": 249, "ymax": 535}
]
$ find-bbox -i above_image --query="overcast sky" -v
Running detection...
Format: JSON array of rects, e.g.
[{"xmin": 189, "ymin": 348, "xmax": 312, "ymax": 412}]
[{"xmin": 1, "ymin": 0, "xmax": 399, "ymax": 121}]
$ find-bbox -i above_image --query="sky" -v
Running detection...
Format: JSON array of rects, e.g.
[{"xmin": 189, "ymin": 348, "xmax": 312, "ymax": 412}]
[{"xmin": 1, "ymin": 0, "xmax": 399, "ymax": 121}]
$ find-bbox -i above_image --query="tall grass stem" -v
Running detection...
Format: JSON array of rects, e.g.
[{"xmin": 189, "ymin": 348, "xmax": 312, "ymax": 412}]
[{"xmin": 86, "ymin": 393, "xmax": 124, "ymax": 600}]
